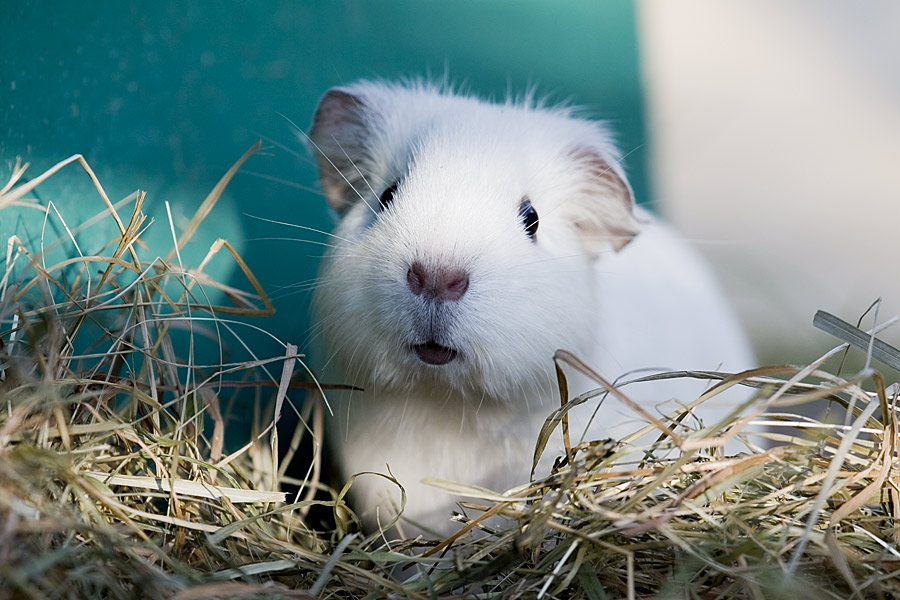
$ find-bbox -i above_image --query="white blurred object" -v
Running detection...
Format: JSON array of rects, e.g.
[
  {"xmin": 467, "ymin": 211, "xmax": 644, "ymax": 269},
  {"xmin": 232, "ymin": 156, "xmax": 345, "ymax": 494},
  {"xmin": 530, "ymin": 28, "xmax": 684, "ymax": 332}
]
[{"xmin": 637, "ymin": 0, "xmax": 900, "ymax": 363}]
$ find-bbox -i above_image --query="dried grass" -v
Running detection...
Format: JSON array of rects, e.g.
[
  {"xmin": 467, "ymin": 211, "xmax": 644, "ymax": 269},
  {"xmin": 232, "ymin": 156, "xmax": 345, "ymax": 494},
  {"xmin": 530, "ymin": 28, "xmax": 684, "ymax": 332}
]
[{"xmin": 1, "ymin": 150, "xmax": 898, "ymax": 599}]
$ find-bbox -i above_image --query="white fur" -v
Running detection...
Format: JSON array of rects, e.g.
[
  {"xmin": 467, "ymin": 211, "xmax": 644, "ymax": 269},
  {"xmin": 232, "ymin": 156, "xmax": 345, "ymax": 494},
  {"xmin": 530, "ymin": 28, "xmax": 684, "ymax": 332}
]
[{"xmin": 307, "ymin": 80, "xmax": 754, "ymax": 537}]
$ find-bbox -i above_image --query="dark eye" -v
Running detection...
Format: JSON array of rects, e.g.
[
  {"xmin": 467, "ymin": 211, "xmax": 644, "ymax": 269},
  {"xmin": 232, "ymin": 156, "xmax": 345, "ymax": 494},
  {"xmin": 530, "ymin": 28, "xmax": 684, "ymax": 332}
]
[
  {"xmin": 379, "ymin": 182, "xmax": 399, "ymax": 210},
  {"xmin": 518, "ymin": 197, "xmax": 539, "ymax": 240}
]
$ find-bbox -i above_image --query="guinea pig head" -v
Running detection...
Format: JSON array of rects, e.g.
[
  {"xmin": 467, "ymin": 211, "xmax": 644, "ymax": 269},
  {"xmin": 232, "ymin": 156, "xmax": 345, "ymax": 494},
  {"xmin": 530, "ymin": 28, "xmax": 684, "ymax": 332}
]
[{"xmin": 307, "ymin": 82, "xmax": 640, "ymax": 403}]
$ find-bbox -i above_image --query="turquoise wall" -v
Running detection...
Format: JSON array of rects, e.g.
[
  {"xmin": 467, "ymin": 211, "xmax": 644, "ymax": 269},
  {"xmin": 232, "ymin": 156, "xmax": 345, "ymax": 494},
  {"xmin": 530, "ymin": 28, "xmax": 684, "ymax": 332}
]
[{"xmin": 1, "ymin": 0, "xmax": 645, "ymax": 359}]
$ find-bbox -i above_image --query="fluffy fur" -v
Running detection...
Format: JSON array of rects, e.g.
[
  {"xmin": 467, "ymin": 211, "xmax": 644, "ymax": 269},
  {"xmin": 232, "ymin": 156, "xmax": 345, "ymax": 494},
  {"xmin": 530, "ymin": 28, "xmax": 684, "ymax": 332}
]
[{"xmin": 307, "ymin": 80, "xmax": 754, "ymax": 537}]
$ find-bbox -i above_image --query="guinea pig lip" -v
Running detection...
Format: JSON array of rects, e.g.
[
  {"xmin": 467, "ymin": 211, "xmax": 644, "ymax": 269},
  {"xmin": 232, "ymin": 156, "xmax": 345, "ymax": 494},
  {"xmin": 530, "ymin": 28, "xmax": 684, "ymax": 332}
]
[{"xmin": 412, "ymin": 340, "xmax": 458, "ymax": 365}]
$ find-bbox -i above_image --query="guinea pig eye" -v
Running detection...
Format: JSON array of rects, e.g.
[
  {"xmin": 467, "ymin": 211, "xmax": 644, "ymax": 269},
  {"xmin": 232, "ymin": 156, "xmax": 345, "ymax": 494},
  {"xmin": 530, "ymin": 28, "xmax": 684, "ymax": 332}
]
[
  {"xmin": 378, "ymin": 182, "xmax": 399, "ymax": 211},
  {"xmin": 518, "ymin": 198, "xmax": 539, "ymax": 240}
]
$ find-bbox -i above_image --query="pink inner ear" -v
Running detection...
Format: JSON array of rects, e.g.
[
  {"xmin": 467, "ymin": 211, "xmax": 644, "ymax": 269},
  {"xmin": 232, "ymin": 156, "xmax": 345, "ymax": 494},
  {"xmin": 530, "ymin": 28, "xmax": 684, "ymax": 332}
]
[
  {"xmin": 309, "ymin": 89, "xmax": 373, "ymax": 212},
  {"xmin": 567, "ymin": 146, "xmax": 640, "ymax": 253},
  {"xmin": 311, "ymin": 90, "xmax": 367, "ymax": 140},
  {"xmin": 568, "ymin": 146, "xmax": 634, "ymax": 213}
]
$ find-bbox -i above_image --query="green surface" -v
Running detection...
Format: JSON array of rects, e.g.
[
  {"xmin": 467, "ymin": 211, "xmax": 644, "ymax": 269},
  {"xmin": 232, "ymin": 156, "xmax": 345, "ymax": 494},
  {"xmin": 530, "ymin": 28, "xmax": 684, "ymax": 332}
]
[{"xmin": 1, "ymin": 0, "xmax": 646, "ymax": 355}]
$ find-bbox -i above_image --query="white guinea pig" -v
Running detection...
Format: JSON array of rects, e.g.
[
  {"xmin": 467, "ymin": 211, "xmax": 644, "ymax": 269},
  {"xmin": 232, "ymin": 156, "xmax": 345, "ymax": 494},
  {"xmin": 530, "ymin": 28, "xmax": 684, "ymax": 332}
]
[{"xmin": 307, "ymin": 80, "xmax": 754, "ymax": 537}]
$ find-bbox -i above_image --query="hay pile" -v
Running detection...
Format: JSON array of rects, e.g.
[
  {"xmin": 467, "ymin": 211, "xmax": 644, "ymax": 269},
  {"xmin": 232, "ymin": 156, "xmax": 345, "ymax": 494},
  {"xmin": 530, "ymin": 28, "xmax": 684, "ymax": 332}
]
[{"xmin": 1, "ymin": 149, "xmax": 898, "ymax": 599}]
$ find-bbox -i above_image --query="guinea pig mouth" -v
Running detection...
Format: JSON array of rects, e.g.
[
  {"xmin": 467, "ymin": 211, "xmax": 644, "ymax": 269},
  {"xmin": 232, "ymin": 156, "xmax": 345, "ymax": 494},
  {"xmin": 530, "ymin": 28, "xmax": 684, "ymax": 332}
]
[{"xmin": 413, "ymin": 340, "xmax": 458, "ymax": 365}]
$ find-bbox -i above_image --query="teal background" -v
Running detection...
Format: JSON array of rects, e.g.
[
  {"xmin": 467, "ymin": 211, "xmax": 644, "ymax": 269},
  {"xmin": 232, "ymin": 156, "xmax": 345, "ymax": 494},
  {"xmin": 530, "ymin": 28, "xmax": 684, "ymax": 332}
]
[{"xmin": 1, "ymin": 0, "xmax": 646, "ymax": 358}]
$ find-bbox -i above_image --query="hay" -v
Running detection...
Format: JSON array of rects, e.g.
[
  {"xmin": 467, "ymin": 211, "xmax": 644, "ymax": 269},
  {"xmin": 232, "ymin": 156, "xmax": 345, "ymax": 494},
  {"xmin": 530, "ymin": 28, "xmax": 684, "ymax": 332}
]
[{"xmin": 1, "ymin": 150, "xmax": 899, "ymax": 599}]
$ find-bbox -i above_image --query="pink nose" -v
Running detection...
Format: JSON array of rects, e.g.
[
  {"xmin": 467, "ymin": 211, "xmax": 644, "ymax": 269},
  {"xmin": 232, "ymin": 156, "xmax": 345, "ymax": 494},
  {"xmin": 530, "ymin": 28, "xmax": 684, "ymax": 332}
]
[{"xmin": 407, "ymin": 262, "xmax": 469, "ymax": 301}]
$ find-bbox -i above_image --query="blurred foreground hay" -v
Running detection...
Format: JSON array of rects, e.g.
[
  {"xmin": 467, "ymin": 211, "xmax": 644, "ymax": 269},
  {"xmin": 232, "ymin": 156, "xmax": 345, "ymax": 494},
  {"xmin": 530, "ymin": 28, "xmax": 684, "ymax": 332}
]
[{"xmin": 1, "ymin": 150, "xmax": 899, "ymax": 599}]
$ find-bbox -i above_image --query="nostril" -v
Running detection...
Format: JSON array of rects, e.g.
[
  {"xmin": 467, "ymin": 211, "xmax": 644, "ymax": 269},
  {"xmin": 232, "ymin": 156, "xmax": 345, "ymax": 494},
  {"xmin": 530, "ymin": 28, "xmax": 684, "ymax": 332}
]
[
  {"xmin": 442, "ymin": 270, "xmax": 469, "ymax": 301},
  {"xmin": 407, "ymin": 262, "xmax": 426, "ymax": 295}
]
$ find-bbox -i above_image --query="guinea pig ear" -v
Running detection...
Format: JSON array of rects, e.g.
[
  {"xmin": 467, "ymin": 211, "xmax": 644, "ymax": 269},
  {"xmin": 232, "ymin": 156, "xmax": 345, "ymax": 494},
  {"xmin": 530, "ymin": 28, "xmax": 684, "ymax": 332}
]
[
  {"xmin": 308, "ymin": 88, "xmax": 374, "ymax": 213},
  {"xmin": 568, "ymin": 146, "xmax": 641, "ymax": 254}
]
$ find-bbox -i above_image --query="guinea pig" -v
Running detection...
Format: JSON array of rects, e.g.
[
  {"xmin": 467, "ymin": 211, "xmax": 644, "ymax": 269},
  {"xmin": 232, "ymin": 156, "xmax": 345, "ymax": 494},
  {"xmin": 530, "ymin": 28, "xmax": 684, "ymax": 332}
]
[{"xmin": 306, "ymin": 80, "xmax": 754, "ymax": 538}]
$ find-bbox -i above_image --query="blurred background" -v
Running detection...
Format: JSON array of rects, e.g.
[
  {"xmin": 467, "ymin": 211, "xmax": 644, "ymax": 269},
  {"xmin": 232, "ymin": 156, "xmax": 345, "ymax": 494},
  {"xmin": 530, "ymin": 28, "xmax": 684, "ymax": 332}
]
[
  {"xmin": 2, "ymin": 0, "xmax": 898, "ymax": 369},
  {"xmin": 638, "ymin": 1, "xmax": 900, "ymax": 365}
]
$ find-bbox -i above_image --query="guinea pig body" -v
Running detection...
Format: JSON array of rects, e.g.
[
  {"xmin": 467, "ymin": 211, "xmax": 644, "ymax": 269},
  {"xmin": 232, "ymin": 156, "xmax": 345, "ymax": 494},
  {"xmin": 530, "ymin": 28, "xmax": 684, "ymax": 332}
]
[{"xmin": 308, "ymin": 80, "xmax": 754, "ymax": 537}]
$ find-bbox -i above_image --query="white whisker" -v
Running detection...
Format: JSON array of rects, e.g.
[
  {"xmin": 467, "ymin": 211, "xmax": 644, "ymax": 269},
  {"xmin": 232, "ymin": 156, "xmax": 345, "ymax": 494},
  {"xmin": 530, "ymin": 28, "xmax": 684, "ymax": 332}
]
[
  {"xmin": 239, "ymin": 170, "xmax": 323, "ymax": 194},
  {"xmin": 243, "ymin": 212, "xmax": 362, "ymax": 249}
]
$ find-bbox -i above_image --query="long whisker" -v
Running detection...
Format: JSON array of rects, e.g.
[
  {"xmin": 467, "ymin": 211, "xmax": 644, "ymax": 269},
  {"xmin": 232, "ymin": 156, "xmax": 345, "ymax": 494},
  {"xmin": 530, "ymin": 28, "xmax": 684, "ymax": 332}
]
[
  {"xmin": 332, "ymin": 137, "xmax": 381, "ymax": 215},
  {"xmin": 251, "ymin": 130, "xmax": 316, "ymax": 164},
  {"xmin": 239, "ymin": 170, "xmax": 323, "ymax": 194},
  {"xmin": 243, "ymin": 213, "xmax": 363, "ymax": 249}
]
